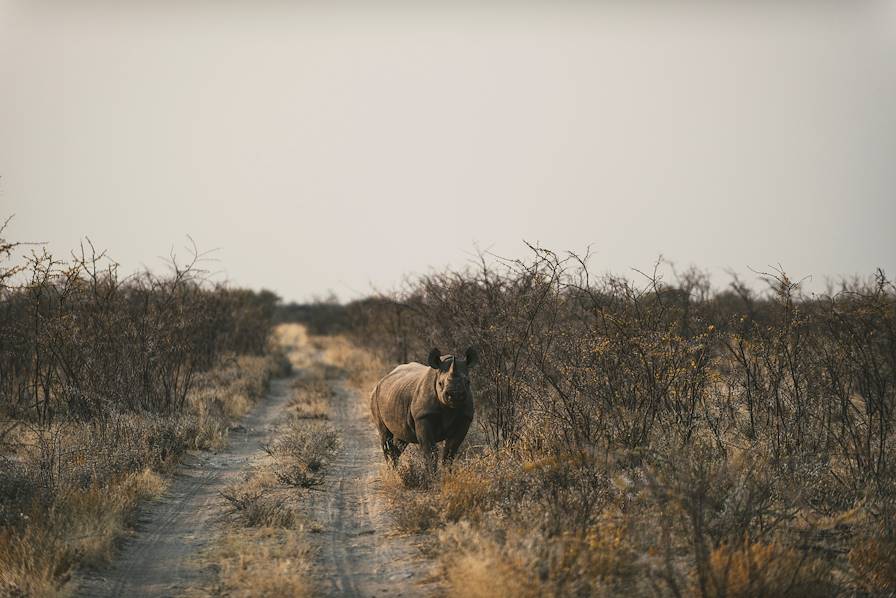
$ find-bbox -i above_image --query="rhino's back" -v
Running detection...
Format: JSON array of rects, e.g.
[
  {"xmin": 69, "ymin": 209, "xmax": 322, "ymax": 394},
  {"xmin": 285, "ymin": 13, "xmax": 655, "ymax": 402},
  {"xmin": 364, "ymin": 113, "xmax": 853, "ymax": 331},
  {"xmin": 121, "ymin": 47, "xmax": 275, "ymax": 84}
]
[{"xmin": 373, "ymin": 363, "xmax": 433, "ymax": 443}]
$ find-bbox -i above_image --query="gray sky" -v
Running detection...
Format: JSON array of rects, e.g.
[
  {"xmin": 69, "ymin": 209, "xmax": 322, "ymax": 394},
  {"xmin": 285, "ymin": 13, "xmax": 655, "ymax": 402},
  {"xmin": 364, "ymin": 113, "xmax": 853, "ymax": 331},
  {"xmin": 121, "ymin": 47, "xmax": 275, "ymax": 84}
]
[{"xmin": 1, "ymin": 2, "xmax": 894, "ymax": 302}]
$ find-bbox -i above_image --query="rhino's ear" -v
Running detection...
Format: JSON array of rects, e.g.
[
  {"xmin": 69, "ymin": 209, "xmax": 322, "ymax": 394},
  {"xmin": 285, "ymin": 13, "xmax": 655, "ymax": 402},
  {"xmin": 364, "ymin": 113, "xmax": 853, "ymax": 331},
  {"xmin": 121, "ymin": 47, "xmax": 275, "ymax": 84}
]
[
  {"xmin": 427, "ymin": 348, "xmax": 442, "ymax": 369},
  {"xmin": 465, "ymin": 346, "xmax": 479, "ymax": 368}
]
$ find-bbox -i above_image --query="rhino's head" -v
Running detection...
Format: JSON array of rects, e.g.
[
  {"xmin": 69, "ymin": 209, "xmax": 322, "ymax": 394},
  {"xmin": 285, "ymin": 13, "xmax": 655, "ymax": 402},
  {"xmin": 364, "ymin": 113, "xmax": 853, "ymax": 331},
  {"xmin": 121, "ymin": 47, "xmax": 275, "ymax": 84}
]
[{"xmin": 427, "ymin": 347, "xmax": 478, "ymax": 408}]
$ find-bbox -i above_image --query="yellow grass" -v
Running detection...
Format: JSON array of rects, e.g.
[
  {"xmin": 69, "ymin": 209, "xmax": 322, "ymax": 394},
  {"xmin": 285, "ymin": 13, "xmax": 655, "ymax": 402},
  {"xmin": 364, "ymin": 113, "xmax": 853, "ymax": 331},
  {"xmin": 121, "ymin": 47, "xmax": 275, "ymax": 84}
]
[
  {"xmin": 439, "ymin": 521, "xmax": 537, "ymax": 598},
  {"xmin": 0, "ymin": 349, "xmax": 284, "ymax": 595},
  {"xmin": 273, "ymin": 323, "xmax": 314, "ymax": 369},
  {"xmin": 0, "ymin": 468, "xmax": 167, "ymax": 597},
  {"xmin": 849, "ymin": 536, "xmax": 896, "ymax": 593},
  {"xmin": 195, "ymin": 528, "xmax": 311, "ymax": 598},
  {"xmin": 288, "ymin": 378, "xmax": 333, "ymax": 420},
  {"xmin": 194, "ymin": 326, "xmax": 328, "ymax": 597},
  {"xmin": 318, "ymin": 334, "xmax": 389, "ymax": 392},
  {"xmin": 189, "ymin": 353, "xmax": 283, "ymax": 449},
  {"xmin": 705, "ymin": 540, "xmax": 832, "ymax": 598}
]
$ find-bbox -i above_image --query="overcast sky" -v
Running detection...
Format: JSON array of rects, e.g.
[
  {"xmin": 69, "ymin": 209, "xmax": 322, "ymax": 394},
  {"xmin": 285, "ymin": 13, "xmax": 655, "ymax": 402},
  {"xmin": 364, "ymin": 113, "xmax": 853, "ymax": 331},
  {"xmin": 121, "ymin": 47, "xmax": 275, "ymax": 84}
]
[{"xmin": 1, "ymin": 2, "xmax": 894, "ymax": 302}]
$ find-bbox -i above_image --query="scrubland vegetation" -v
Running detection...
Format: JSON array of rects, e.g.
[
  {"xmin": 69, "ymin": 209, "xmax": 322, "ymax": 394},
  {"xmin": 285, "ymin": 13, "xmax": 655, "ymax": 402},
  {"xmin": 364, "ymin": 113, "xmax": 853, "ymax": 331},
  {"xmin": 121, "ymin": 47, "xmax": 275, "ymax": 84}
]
[
  {"xmin": 312, "ymin": 246, "xmax": 896, "ymax": 597},
  {"xmin": 0, "ymin": 225, "xmax": 286, "ymax": 596},
  {"xmin": 5, "ymin": 209, "xmax": 891, "ymax": 598}
]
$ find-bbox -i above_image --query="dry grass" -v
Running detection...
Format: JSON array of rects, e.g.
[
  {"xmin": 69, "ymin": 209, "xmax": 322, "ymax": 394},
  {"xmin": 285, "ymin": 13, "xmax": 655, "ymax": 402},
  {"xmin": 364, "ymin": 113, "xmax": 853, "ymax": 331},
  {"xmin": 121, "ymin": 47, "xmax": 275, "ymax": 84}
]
[
  {"xmin": 220, "ymin": 470, "xmax": 297, "ymax": 529},
  {"xmin": 317, "ymin": 334, "xmax": 388, "ymax": 392},
  {"xmin": 378, "ymin": 453, "xmax": 542, "ymax": 595},
  {"xmin": 270, "ymin": 338, "xmax": 340, "ymax": 488},
  {"xmin": 849, "ymin": 535, "xmax": 896, "ymax": 593},
  {"xmin": 704, "ymin": 541, "xmax": 833, "ymax": 598},
  {"xmin": 0, "ymin": 350, "xmax": 285, "ymax": 596},
  {"xmin": 195, "ymin": 528, "xmax": 311, "ymax": 598},
  {"xmin": 379, "ymin": 460, "xmax": 441, "ymax": 533},
  {"xmin": 273, "ymin": 323, "xmax": 312, "ymax": 369},
  {"xmin": 190, "ymin": 353, "xmax": 292, "ymax": 450},
  {"xmin": 198, "ymin": 448, "xmax": 322, "ymax": 595},
  {"xmin": 380, "ymin": 439, "xmax": 855, "ymax": 597},
  {"xmin": 439, "ymin": 521, "xmax": 537, "ymax": 598},
  {"xmin": 288, "ymin": 378, "xmax": 333, "ymax": 420},
  {"xmin": 198, "ymin": 458, "xmax": 316, "ymax": 596},
  {"xmin": 264, "ymin": 418, "xmax": 339, "ymax": 489},
  {"xmin": 0, "ymin": 468, "xmax": 167, "ymax": 597},
  {"xmin": 195, "ymin": 326, "xmax": 341, "ymax": 597}
]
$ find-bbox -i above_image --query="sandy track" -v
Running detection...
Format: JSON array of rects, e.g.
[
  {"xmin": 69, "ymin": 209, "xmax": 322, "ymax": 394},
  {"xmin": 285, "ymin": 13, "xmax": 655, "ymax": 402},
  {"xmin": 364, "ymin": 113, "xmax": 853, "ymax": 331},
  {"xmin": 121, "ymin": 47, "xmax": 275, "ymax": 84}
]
[
  {"xmin": 75, "ymin": 377, "xmax": 295, "ymax": 598},
  {"xmin": 75, "ymin": 345, "xmax": 439, "ymax": 597},
  {"xmin": 306, "ymin": 378, "xmax": 441, "ymax": 597}
]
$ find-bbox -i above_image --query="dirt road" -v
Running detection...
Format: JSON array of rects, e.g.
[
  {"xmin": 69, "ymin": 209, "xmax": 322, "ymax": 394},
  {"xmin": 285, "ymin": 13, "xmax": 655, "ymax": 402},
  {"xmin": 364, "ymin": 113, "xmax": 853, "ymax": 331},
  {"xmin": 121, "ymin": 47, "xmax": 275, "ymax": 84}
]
[
  {"xmin": 77, "ymin": 342, "xmax": 438, "ymax": 597},
  {"xmin": 76, "ymin": 377, "xmax": 295, "ymax": 597},
  {"xmin": 305, "ymin": 379, "xmax": 440, "ymax": 597}
]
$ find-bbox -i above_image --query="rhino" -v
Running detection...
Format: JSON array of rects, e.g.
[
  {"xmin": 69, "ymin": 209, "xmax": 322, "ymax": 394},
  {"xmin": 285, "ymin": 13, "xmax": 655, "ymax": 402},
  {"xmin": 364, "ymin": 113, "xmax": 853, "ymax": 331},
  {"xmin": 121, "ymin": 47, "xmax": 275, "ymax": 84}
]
[{"xmin": 370, "ymin": 347, "xmax": 478, "ymax": 468}]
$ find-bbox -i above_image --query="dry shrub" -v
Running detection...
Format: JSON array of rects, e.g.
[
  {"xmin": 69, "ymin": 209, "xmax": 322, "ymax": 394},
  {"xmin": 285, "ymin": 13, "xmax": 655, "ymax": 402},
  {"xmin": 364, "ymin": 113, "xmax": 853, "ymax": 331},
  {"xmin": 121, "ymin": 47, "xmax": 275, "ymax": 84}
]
[
  {"xmin": 704, "ymin": 541, "xmax": 832, "ymax": 598},
  {"xmin": 0, "ymin": 238, "xmax": 279, "ymax": 422},
  {"xmin": 220, "ymin": 483, "xmax": 295, "ymax": 529},
  {"xmin": 576, "ymin": 518, "xmax": 639, "ymax": 583},
  {"xmin": 394, "ymin": 449, "xmax": 436, "ymax": 490},
  {"xmin": 288, "ymin": 378, "xmax": 333, "ymax": 420},
  {"xmin": 264, "ymin": 419, "xmax": 338, "ymax": 489},
  {"xmin": 197, "ymin": 528, "xmax": 311, "ymax": 598},
  {"xmin": 849, "ymin": 536, "xmax": 896, "ymax": 593},
  {"xmin": 298, "ymin": 246, "xmax": 894, "ymax": 595},
  {"xmin": 517, "ymin": 448, "xmax": 614, "ymax": 536},
  {"xmin": 439, "ymin": 459, "xmax": 498, "ymax": 523},
  {"xmin": 381, "ymin": 467, "xmax": 439, "ymax": 533},
  {"xmin": 0, "ymin": 230, "xmax": 287, "ymax": 593}
]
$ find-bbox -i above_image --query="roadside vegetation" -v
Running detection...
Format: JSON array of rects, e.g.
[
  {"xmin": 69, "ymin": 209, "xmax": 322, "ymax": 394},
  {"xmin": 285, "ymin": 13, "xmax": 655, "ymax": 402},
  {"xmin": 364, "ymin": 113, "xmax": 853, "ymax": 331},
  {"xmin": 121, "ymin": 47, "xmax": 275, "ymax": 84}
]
[
  {"xmin": 290, "ymin": 246, "xmax": 896, "ymax": 597},
  {"xmin": 0, "ymin": 223, "xmax": 287, "ymax": 596}
]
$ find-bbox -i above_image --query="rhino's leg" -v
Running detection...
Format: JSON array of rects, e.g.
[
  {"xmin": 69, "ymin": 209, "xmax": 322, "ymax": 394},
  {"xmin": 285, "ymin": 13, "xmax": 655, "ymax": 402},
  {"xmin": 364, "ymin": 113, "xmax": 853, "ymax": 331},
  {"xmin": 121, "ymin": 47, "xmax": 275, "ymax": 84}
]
[
  {"xmin": 383, "ymin": 439, "xmax": 409, "ymax": 468},
  {"xmin": 442, "ymin": 416, "xmax": 473, "ymax": 465},
  {"xmin": 383, "ymin": 437, "xmax": 403, "ymax": 467},
  {"xmin": 376, "ymin": 418, "xmax": 403, "ymax": 467},
  {"xmin": 380, "ymin": 434, "xmax": 404, "ymax": 467},
  {"xmin": 415, "ymin": 416, "xmax": 439, "ymax": 472}
]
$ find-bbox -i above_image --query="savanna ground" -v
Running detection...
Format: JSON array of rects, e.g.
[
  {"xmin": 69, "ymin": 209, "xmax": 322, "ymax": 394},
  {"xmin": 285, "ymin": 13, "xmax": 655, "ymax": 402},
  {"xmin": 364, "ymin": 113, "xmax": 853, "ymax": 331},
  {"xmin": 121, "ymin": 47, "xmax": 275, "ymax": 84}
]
[
  {"xmin": 2, "ymin": 225, "xmax": 895, "ymax": 597},
  {"xmin": 182, "ymin": 325, "xmax": 442, "ymax": 598}
]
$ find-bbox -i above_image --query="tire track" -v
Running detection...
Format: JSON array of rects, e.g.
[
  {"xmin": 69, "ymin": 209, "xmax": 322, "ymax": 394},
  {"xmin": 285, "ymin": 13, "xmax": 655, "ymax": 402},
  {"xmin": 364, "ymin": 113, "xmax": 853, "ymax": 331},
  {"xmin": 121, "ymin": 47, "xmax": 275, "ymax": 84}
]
[
  {"xmin": 75, "ymin": 377, "xmax": 295, "ymax": 598},
  {"xmin": 306, "ymin": 375, "xmax": 441, "ymax": 597}
]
